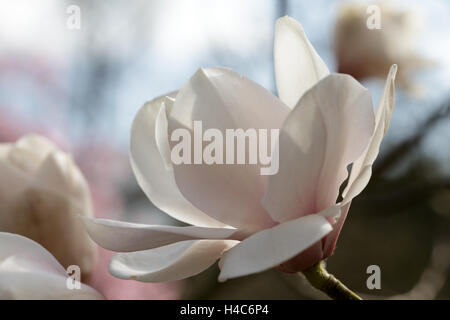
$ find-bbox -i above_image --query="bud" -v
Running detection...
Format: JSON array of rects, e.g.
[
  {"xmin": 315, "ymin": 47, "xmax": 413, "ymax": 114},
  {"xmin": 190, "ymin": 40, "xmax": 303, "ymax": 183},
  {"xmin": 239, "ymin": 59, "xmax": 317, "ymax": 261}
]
[
  {"xmin": 0, "ymin": 134, "xmax": 96, "ymax": 279},
  {"xmin": 334, "ymin": 1, "xmax": 430, "ymax": 92}
]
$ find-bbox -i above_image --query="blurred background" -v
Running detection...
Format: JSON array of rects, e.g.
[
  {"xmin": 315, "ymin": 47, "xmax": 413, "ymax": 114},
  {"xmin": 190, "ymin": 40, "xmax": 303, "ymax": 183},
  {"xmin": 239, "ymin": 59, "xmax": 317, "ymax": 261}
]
[{"xmin": 1, "ymin": 0, "xmax": 450, "ymax": 299}]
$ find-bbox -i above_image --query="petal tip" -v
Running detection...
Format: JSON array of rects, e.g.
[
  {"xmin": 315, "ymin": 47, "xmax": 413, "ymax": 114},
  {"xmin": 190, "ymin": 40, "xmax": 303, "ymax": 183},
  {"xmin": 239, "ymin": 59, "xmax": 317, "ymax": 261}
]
[
  {"xmin": 276, "ymin": 15, "xmax": 306, "ymax": 35},
  {"xmin": 389, "ymin": 64, "xmax": 398, "ymax": 79},
  {"xmin": 217, "ymin": 271, "xmax": 228, "ymax": 283}
]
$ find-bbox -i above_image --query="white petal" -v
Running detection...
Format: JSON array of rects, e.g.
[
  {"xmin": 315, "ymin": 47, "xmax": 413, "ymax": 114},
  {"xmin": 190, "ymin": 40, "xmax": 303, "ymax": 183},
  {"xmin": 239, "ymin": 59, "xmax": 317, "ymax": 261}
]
[
  {"xmin": 168, "ymin": 67, "xmax": 290, "ymax": 229},
  {"xmin": 263, "ymin": 74, "xmax": 375, "ymax": 222},
  {"xmin": 7, "ymin": 134, "xmax": 57, "ymax": 174},
  {"xmin": 83, "ymin": 216, "xmax": 245, "ymax": 252},
  {"xmin": 0, "ymin": 135, "xmax": 58, "ymax": 200},
  {"xmin": 0, "ymin": 232, "xmax": 103, "ymax": 300},
  {"xmin": 218, "ymin": 210, "xmax": 337, "ymax": 282},
  {"xmin": 323, "ymin": 202, "xmax": 351, "ymax": 257},
  {"xmin": 130, "ymin": 93, "xmax": 225, "ymax": 227},
  {"xmin": 155, "ymin": 101, "xmax": 173, "ymax": 170},
  {"xmin": 342, "ymin": 64, "xmax": 397, "ymax": 205},
  {"xmin": 109, "ymin": 240, "xmax": 236, "ymax": 282},
  {"xmin": 274, "ymin": 16, "xmax": 330, "ymax": 108},
  {"xmin": 31, "ymin": 151, "xmax": 92, "ymax": 214},
  {"xmin": 14, "ymin": 134, "xmax": 57, "ymax": 156}
]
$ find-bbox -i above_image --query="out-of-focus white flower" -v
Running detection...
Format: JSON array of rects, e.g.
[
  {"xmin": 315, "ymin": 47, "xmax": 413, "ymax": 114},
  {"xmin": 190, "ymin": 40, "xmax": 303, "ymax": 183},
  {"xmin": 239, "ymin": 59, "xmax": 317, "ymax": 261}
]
[
  {"xmin": 0, "ymin": 134, "xmax": 96, "ymax": 278},
  {"xmin": 334, "ymin": 1, "xmax": 428, "ymax": 91},
  {"xmin": 0, "ymin": 232, "xmax": 103, "ymax": 299},
  {"xmin": 84, "ymin": 17, "xmax": 397, "ymax": 282}
]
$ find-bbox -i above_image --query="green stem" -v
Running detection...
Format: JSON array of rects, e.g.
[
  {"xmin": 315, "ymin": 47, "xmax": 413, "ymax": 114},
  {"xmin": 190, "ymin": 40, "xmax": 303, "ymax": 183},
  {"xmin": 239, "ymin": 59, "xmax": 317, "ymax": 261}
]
[{"xmin": 302, "ymin": 261, "xmax": 362, "ymax": 300}]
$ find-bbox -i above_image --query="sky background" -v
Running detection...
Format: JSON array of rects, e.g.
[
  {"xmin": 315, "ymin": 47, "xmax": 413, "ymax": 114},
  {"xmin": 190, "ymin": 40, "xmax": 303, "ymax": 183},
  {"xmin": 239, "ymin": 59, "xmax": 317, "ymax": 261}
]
[{"xmin": 1, "ymin": 0, "xmax": 450, "ymax": 174}]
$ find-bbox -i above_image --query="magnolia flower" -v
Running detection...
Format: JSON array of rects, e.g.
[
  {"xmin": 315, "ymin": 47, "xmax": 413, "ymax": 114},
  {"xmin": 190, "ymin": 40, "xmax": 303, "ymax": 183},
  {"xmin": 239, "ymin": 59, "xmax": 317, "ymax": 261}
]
[
  {"xmin": 0, "ymin": 134, "xmax": 96, "ymax": 278},
  {"xmin": 0, "ymin": 232, "xmax": 103, "ymax": 299},
  {"xmin": 84, "ymin": 16, "xmax": 396, "ymax": 282}
]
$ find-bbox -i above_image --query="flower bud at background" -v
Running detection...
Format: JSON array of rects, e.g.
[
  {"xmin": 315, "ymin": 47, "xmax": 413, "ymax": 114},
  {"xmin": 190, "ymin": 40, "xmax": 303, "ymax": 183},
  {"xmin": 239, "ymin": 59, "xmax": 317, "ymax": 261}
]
[
  {"xmin": 0, "ymin": 134, "xmax": 97, "ymax": 279},
  {"xmin": 334, "ymin": 1, "xmax": 432, "ymax": 93}
]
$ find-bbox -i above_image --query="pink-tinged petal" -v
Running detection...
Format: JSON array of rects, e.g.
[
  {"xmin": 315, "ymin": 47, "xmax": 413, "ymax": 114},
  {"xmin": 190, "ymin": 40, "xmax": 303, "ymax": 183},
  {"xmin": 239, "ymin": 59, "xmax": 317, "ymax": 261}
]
[
  {"xmin": 322, "ymin": 202, "xmax": 352, "ymax": 258},
  {"xmin": 168, "ymin": 67, "xmax": 290, "ymax": 229},
  {"xmin": 217, "ymin": 208, "xmax": 339, "ymax": 282},
  {"xmin": 263, "ymin": 74, "xmax": 375, "ymax": 223},
  {"xmin": 109, "ymin": 240, "xmax": 236, "ymax": 282},
  {"xmin": 130, "ymin": 93, "xmax": 225, "ymax": 227},
  {"xmin": 274, "ymin": 16, "xmax": 330, "ymax": 108},
  {"xmin": 342, "ymin": 64, "xmax": 397, "ymax": 205},
  {"xmin": 155, "ymin": 100, "xmax": 173, "ymax": 170},
  {"xmin": 277, "ymin": 241, "xmax": 324, "ymax": 273},
  {"xmin": 0, "ymin": 232, "xmax": 103, "ymax": 300},
  {"xmin": 83, "ymin": 216, "xmax": 246, "ymax": 252}
]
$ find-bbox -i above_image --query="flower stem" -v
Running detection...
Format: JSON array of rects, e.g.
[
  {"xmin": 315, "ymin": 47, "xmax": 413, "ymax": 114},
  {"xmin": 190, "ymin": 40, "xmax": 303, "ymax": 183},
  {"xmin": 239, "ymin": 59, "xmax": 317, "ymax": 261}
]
[{"xmin": 302, "ymin": 261, "xmax": 362, "ymax": 300}]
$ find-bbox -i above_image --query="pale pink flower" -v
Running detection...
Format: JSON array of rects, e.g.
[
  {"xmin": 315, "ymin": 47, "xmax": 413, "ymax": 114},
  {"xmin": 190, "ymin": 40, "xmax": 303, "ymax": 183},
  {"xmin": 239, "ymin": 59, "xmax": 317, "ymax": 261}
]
[{"xmin": 84, "ymin": 16, "xmax": 397, "ymax": 282}]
